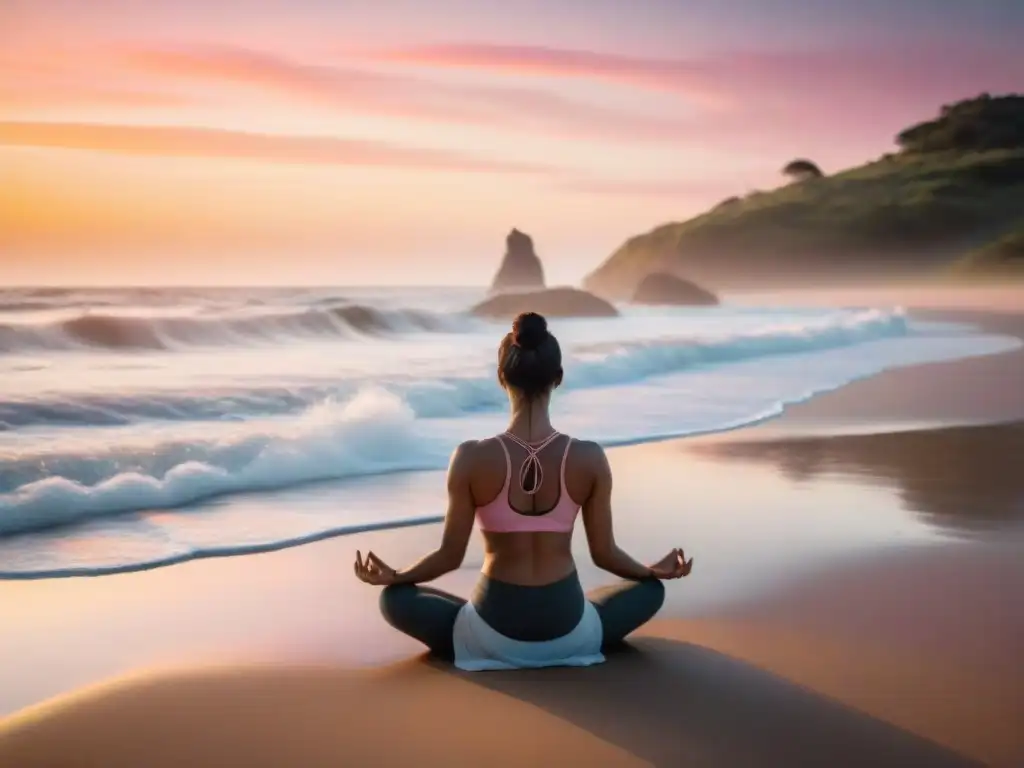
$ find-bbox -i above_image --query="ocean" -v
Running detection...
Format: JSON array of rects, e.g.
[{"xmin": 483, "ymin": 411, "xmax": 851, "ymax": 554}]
[{"xmin": 0, "ymin": 286, "xmax": 1018, "ymax": 579}]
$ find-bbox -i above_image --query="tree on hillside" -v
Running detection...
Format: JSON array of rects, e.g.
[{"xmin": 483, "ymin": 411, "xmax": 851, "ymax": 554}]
[
  {"xmin": 782, "ymin": 159, "xmax": 824, "ymax": 182},
  {"xmin": 897, "ymin": 93, "xmax": 1024, "ymax": 154}
]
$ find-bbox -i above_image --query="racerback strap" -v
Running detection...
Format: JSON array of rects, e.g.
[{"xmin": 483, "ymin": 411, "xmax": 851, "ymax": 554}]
[{"xmin": 501, "ymin": 431, "xmax": 562, "ymax": 495}]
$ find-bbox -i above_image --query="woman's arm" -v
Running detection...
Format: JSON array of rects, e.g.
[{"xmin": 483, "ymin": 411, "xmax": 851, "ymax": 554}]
[
  {"xmin": 580, "ymin": 442, "xmax": 658, "ymax": 581},
  {"xmin": 389, "ymin": 441, "xmax": 477, "ymax": 585}
]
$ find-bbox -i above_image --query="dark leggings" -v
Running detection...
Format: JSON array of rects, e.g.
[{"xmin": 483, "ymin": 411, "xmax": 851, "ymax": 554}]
[{"xmin": 379, "ymin": 574, "xmax": 665, "ymax": 662}]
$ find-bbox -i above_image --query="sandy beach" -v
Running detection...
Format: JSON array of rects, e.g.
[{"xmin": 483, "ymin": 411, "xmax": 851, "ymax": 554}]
[{"xmin": 1, "ymin": 295, "xmax": 1022, "ymax": 768}]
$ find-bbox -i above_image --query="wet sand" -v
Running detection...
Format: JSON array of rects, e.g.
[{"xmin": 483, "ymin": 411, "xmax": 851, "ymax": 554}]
[
  {"xmin": 743, "ymin": 307, "xmax": 1024, "ymax": 434},
  {"xmin": 1, "ymin": 300, "xmax": 1023, "ymax": 767}
]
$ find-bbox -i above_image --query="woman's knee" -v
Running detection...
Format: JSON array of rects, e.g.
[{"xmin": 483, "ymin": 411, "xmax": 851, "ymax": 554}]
[
  {"xmin": 639, "ymin": 577, "xmax": 666, "ymax": 615},
  {"xmin": 378, "ymin": 583, "xmax": 459, "ymax": 661},
  {"xmin": 593, "ymin": 578, "xmax": 666, "ymax": 648},
  {"xmin": 379, "ymin": 583, "xmax": 416, "ymax": 628}
]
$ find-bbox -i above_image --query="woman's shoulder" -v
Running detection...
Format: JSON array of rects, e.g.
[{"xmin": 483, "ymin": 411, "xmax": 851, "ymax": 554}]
[
  {"xmin": 451, "ymin": 437, "xmax": 505, "ymax": 467},
  {"xmin": 564, "ymin": 437, "xmax": 606, "ymax": 468},
  {"xmin": 562, "ymin": 435, "xmax": 601, "ymax": 451}
]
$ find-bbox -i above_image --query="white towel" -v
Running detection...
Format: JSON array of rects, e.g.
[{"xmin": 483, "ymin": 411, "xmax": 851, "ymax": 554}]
[{"xmin": 452, "ymin": 600, "xmax": 606, "ymax": 672}]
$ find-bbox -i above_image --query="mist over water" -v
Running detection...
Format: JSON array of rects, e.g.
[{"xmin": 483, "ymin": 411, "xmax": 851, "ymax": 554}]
[{"xmin": 0, "ymin": 286, "xmax": 1019, "ymax": 577}]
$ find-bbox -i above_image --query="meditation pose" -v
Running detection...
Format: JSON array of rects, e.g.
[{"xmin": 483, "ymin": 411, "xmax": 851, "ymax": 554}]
[{"xmin": 354, "ymin": 312, "xmax": 693, "ymax": 670}]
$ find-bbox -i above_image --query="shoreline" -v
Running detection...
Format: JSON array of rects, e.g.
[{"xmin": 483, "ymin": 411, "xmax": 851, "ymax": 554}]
[
  {"xmin": 2, "ymin": 305, "xmax": 1022, "ymax": 582},
  {"xmin": 0, "ymin": 513, "xmax": 445, "ymax": 582},
  {"xmin": 743, "ymin": 306, "xmax": 1024, "ymax": 436}
]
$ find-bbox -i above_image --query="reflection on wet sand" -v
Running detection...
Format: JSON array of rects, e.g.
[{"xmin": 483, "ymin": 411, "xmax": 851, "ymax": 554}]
[{"xmin": 689, "ymin": 422, "xmax": 1024, "ymax": 536}]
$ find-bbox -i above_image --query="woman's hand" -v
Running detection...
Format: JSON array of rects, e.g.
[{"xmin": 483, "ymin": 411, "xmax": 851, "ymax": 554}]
[
  {"xmin": 354, "ymin": 550, "xmax": 398, "ymax": 586},
  {"xmin": 648, "ymin": 548, "xmax": 693, "ymax": 580}
]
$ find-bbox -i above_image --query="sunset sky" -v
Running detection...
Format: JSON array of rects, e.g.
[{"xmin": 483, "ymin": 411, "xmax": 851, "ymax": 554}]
[{"xmin": 2, "ymin": 0, "xmax": 1022, "ymax": 285}]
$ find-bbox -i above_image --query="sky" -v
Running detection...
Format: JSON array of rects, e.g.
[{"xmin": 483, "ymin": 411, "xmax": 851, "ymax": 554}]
[{"xmin": 2, "ymin": 0, "xmax": 1022, "ymax": 286}]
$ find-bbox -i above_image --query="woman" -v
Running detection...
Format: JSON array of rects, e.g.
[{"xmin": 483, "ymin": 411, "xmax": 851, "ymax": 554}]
[{"xmin": 354, "ymin": 312, "xmax": 693, "ymax": 670}]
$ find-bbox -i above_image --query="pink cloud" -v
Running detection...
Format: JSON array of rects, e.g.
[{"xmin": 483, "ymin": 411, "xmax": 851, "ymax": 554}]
[
  {"xmin": 1, "ymin": 118, "xmax": 776, "ymax": 203},
  {"xmin": 376, "ymin": 43, "xmax": 729, "ymax": 107},
  {"xmin": 121, "ymin": 45, "xmax": 417, "ymax": 109},
  {"xmin": 372, "ymin": 41, "xmax": 1024, "ymax": 120},
  {"xmin": 115, "ymin": 44, "xmax": 696, "ymax": 143},
  {"xmin": 346, "ymin": 41, "xmax": 1024, "ymax": 168},
  {"xmin": 0, "ymin": 82, "xmax": 187, "ymax": 110},
  {"xmin": 0, "ymin": 120, "xmax": 558, "ymax": 174},
  {"xmin": 0, "ymin": 46, "xmax": 188, "ymax": 111}
]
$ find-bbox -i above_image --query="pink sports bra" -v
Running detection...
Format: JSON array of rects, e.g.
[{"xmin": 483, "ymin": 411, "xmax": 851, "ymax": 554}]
[{"xmin": 475, "ymin": 431, "xmax": 582, "ymax": 534}]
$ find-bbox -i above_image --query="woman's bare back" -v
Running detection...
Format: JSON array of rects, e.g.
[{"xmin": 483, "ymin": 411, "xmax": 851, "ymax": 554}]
[{"xmin": 468, "ymin": 434, "xmax": 598, "ymax": 586}]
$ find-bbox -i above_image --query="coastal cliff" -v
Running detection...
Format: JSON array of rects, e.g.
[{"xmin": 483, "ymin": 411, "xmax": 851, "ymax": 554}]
[{"xmin": 584, "ymin": 94, "xmax": 1024, "ymax": 297}]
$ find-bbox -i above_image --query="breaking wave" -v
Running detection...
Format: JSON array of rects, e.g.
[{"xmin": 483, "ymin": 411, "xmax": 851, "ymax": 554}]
[
  {"xmin": 0, "ymin": 308, "xmax": 915, "ymax": 535},
  {"xmin": 0, "ymin": 308, "xmax": 908, "ymax": 429},
  {"xmin": 0, "ymin": 304, "xmax": 467, "ymax": 353}
]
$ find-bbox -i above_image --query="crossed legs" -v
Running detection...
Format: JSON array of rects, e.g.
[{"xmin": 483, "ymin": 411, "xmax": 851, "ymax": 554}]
[
  {"xmin": 380, "ymin": 577, "xmax": 665, "ymax": 660},
  {"xmin": 379, "ymin": 584, "xmax": 466, "ymax": 661},
  {"xmin": 587, "ymin": 577, "xmax": 665, "ymax": 649}
]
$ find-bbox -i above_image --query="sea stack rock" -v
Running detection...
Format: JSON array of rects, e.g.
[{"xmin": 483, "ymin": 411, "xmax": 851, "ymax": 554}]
[
  {"xmin": 631, "ymin": 273, "xmax": 719, "ymax": 306},
  {"xmin": 490, "ymin": 229, "xmax": 545, "ymax": 292}
]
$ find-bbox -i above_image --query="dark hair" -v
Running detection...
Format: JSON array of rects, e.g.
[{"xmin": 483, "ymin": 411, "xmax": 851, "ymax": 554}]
[{"xmin": 498, "ymin": 312, "xmax": 563, "ymax": 400}]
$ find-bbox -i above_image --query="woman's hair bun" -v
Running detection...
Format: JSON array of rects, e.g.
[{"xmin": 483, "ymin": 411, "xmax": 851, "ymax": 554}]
[
  {"xmin": 512, "ymin": 312, "xmax": 548, "ymax": 350},
  {"xmin": 499, "ymin": 311, "xmax": 561, "ymax": 399}
]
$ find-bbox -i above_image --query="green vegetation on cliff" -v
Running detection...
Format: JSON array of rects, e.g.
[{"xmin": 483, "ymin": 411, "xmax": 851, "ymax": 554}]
[
  {"xmin": 897, "ymin": 93, "xmax": 1024, "ymax": 154},
  {"xmin": 585, "ymin": 94, "xmax": 1024, "ymax": 296},
  {"xmin": 954, "ymin": 225, "xmax": 1024, "ymax": 275}
]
